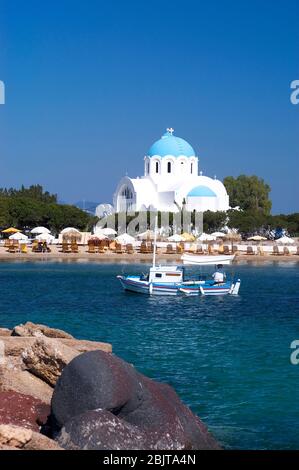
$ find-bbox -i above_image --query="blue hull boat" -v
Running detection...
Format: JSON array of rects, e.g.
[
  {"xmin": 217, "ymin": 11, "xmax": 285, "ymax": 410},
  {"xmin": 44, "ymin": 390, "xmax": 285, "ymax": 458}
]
[
  {"xmin": 117, "ymin": 217, "xmax": 241, "ymax": 296},
  {"xmin": 117, "ymin": 271, "xmax": 241, "ymax": 296}
]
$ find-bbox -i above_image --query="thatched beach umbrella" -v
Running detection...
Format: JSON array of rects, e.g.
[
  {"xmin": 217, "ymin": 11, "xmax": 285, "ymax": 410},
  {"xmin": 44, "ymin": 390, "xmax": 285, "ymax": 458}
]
[
  {"xmin": 224, "ymin": 232, "xmax": 241, "ymax": 252},
  {"xmin": 61, "ymin": 227, "xmax": 82, "ymax": 242}
]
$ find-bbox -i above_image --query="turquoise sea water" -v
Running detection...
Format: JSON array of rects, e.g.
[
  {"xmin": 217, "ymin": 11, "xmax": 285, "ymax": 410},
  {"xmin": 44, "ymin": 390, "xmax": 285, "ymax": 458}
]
[{"xmin": 0, "ymin": 260, "xmax": 299, "ymax": 449}]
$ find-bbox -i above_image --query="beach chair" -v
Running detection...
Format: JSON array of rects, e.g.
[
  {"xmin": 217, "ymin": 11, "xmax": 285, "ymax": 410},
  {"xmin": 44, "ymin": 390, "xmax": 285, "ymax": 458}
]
[
  {"xmin": 140, "ymin": 242, "xmax": 147, "ymax": 254},
  {"xmin": 126, "ymin": 244, "xmax": 134, "ymax": 254},
  {"xmin": 176, "ymin": 244, "xmax": 183, "ymax": 254},
  {"xmin": 246, "ymin": 246, "xmax": 254, "ymax": 255},
  {"xmin": 147, "ymin": 243, "xmax": 154, "ymax": 254},
  {"xmin": 187, "ymin": 243, "xmax": 196, "ymax": 253},
  {"xmin": 271, "ymin": 245, "xmax": 279, "ymax": 256},
  {"xmin": 166, "ymin": 244, "xmax": 175, "ymax": 254},
  {"xmin": 20, "ymin": 243, "xmax": 27, "ymax": 254},
  {"xmin": 297, "ymin": 246, "xmax": 299, "ymax": 255},
  {"xmin": 232, "ymin": 245, "xmax": 238, "ymax": 254},
  {"xmin": 115, "ymin": 243, "xmax": 123, "ymax": 254},
  {"xmin": 257, "ymin": 246, "xmax": 264, "ymax": 256},
  {"xmin": 4, "ymin": 239, "xmax": 10, "ymax": 248},
  {"xmin": 62, "ymin": 242, "xmax": 71, "ymax": 253},
  {"xmin": 196, "ymin": 245, "xmax": 204, "ymax": 254},
  {"xmin": 223, "ymin": 245, "xmax": 231, "ymax": 255},
  {"xmin": 31, "ymin": 240, "xmax": 39, "ymax": 252},
  {"xmin": 71, "ymin": 242, "xmax": 79, "ymax": 253},
  {"xmin": 283, "ymin": 246, "xmax": 290, "ymax": 256},
  {"xmin": 8, "ymin": 244, "xmax": 16, "ymax": 253},
  {"xmin": 87, "ymin": 242, "xmax": 96, "ymax": 254}
]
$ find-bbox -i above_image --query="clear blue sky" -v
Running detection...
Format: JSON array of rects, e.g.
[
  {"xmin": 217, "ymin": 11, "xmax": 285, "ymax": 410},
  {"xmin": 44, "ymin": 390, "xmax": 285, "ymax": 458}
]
[{"xmin": 0, "ymin": 0, "xmax": 298, "ymax": 213}]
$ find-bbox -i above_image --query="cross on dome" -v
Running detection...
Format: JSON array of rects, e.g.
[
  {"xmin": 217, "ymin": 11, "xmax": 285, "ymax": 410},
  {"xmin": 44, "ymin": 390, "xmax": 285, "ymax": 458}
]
[{"xmin": 166, "ymin": 127, "xmax": 174, "ymax": 135}]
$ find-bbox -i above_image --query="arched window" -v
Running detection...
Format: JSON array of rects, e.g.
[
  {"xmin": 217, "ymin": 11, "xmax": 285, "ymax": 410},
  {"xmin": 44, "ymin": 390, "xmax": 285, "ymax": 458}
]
[
  {"xmin": 191, "ymin": 163, "xmax": 193, "ymax": 174},
  {"xmin": 147, "ymin": 162, "xmax": 150, "ymax": 174},
  {"xmin": 156, "ymin": 161, "xmax": 159, "ymax": 173},
  {"xmin": 167, "ymin": 161, "xmax": 172, "ymax": 173}
]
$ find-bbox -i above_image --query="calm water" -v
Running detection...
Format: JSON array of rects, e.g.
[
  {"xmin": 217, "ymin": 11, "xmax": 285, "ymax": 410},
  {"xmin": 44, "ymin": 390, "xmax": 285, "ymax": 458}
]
[{"xmin": 1, "ymin": 260, "xmax": 299, "ymax": 449}]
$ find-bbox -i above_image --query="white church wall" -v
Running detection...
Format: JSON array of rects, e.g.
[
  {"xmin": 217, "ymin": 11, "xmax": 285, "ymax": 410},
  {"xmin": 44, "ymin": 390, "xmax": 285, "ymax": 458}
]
[{"xmin": 186, "ymin": 196, "xmax": 217, "ymax": 212}]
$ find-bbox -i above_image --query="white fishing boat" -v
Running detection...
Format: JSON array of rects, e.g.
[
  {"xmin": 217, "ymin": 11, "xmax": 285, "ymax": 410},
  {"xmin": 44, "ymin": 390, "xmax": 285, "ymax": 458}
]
[
  {"xmin": 117, "ymin": 219, "xmax": 241, "ymax": 296},
  {"xmin": 181, "ymin": 253, "xmax": 235, "ymax": 265}
]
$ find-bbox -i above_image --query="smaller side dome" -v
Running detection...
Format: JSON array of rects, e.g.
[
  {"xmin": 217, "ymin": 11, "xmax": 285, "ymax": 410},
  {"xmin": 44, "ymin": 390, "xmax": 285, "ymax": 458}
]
[{"xmin": 187, "ymin": 185, "xmax": 216, "ymax": 197}]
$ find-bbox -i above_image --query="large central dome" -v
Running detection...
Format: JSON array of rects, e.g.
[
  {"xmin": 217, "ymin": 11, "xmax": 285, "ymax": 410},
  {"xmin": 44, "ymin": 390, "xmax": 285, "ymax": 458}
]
[{"xmin": 147, "ymin": 129, "xmax": 195, "ymax": 158}]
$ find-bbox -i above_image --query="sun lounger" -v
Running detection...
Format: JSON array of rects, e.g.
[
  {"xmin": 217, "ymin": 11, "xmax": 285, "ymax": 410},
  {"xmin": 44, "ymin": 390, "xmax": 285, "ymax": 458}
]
[
  {"xmin": 246, "ymin": 246, "xmax": 254, "ymax": 255},
  {"xmin": 87, "ymin": 243, "xmax": 96, "ymax": 253},
  {"xmin": 71, "ymin": 242, "xmax": 79, "ymax": 253},
  {"xmin": 126, "ymin": 244, "xmax": 134, "ymax": 254},
  {"xmin": 166, "ymin": 244, "xmax": 176, "ymax": 254},
  {"xmin": 223, "ymin": 245, "xmax": 231, "ymax": 255},
  {"xmin": 115, "ymin": 243, "xmax": 124, "ymax": 254}
]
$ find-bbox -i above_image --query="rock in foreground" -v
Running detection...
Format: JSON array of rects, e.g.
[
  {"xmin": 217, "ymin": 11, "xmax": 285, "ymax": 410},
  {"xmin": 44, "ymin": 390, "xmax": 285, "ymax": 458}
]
[{"xmin": 52, "ymin": 350, "xmax": 219, "ymax": 450}]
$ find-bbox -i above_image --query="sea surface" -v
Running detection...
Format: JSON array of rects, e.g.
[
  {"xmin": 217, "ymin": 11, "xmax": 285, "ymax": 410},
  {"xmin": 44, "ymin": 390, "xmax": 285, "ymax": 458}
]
[{"xmin": 0, "ymin": 260, "xmax": 299, "ymax": 449}]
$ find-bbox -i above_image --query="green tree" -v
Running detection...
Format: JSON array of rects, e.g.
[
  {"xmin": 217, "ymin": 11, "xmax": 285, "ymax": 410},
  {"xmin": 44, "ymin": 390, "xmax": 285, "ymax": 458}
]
[
  {"xmin": 224, "ymin": 175, "xmax": 272, "ymax": 214},
  {"xmin": 202, "ymin": 211, "xmax": 227, "ymax": 233}
]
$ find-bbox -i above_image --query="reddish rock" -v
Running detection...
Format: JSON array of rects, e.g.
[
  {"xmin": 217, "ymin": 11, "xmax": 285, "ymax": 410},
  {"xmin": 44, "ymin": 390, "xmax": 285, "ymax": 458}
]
[{"xmin": 0, "ymin": 391, "xmax": 50, "ymax": 431}]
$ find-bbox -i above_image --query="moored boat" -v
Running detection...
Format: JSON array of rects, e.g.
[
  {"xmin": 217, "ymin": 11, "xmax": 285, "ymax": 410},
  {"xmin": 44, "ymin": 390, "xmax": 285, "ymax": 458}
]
[
  {"xmin": 117, "ymin": 218, "xmax": 241, "ymax": 296},
  {"xmin": 181, "ymin": 253, "xmax": 236, "ymax": 265}
]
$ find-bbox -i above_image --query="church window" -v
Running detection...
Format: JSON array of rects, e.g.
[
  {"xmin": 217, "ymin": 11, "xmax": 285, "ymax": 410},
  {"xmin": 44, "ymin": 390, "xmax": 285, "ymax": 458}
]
[
  {"xmin": 167, "ymin": 162, "xmax": 172, "ymax": 173},
  {"xmin": 191, "ymin": 163, "xmax": 193, "ymax": 174},
  {"xmin": 156, "ymin": 161, "xmax": 159, "ymax": 173},
  {"xmin": 147, "ymin": 162, "xmax": 150, "ymax": 174}
]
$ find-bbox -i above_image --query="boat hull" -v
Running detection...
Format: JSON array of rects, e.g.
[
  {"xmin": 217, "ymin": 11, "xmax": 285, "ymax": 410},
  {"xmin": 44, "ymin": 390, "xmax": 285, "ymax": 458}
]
[
  {"xmin": 117, "ymin": 276, "xmax": 240, "ymax": 296},
  {"xmin": 117, "ymin": 276, "xmax": 180, "ymax": 295}
]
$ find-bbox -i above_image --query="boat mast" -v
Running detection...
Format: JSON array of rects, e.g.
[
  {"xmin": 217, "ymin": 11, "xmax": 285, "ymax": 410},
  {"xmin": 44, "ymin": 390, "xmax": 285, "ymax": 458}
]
[{"xmin": 152, "ymin": 214, "xmax": 158, "ymax": 268}]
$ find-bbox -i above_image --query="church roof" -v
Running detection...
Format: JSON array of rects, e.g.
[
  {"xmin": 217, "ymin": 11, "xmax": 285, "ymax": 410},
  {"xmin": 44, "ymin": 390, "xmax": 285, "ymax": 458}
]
[
  {"xmin": 147, "ymin": 129, "xmax": 195, "ymax": 158},
  {"xmin": 187, "ymin": 185, "xmax": 217, "ymax": 197}
]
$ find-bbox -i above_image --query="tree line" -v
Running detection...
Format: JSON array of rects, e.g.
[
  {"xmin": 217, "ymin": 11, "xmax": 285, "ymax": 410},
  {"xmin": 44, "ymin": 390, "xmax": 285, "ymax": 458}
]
[
  {"xmin": 0, "ymin": 177, "xmax": 297, "ymax": 238},
  {"xmin": 0, "ymin": 185, "xmax": 97, "ymax": 235}
]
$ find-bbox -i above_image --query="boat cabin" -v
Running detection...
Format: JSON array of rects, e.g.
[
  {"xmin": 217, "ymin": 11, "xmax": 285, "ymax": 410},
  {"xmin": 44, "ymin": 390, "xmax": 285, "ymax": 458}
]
[{"xmin": 147, "ymin": 266, "xmax": 183, "ymax": 284}]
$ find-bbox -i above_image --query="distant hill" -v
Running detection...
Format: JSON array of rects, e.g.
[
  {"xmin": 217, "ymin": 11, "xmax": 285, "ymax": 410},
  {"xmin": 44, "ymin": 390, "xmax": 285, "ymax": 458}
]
[{"xmin": 74, "ymin": 201, "xmax": 100, "ymax": 215}]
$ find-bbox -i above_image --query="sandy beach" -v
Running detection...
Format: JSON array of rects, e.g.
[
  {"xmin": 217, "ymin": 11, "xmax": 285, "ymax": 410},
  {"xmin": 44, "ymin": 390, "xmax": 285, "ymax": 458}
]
[{"xmin": 0, "ymin": 245, "xmax": 298, "ymax": 264}]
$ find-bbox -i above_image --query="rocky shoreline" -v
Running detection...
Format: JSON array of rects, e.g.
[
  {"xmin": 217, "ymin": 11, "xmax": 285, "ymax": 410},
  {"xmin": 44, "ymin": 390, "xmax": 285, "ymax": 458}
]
[{"xmin": 0, "ymin": 322, "xmax": 219, "ymax": 450}]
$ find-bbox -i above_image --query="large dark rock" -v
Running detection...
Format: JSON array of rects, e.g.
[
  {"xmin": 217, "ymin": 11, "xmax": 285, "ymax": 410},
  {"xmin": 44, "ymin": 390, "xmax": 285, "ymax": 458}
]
[
  {"xmin": 56, "ymin": 409, "xmax": 150, "ymax": 450},
  {"xmin": 51, "ymin": 350, "xmax": 144, "ymax": 428},
  {"xmin": 51, "ymin": 350, "xmax": 219, "ymax": 450}
]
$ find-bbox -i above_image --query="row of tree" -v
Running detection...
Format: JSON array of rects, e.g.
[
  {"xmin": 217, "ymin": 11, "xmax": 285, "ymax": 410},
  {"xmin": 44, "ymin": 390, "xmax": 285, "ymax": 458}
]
[
  {"xmin": 0, "ymin": 185, "xmax": 97, "ymax": 234},
  {"xmin": 0, "ymin": 177, "xmax": 297, "ymax": 238}
]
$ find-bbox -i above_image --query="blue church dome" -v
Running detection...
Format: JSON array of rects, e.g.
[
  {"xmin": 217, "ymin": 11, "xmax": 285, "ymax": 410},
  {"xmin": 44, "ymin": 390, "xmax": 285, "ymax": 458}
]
[
  {"xmin": 187, "ymin": 185, "xmax": 216, "ymax": 197},
  {"xmin": 147, "ymin": 129, "xmax": 195, "ymax": 158}
]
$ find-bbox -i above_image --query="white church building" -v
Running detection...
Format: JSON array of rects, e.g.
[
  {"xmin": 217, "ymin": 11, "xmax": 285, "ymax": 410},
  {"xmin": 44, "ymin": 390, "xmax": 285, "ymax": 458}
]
[{"xmin": 113, "ymin": 128, "xmax": 230, "ymax": 213}]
